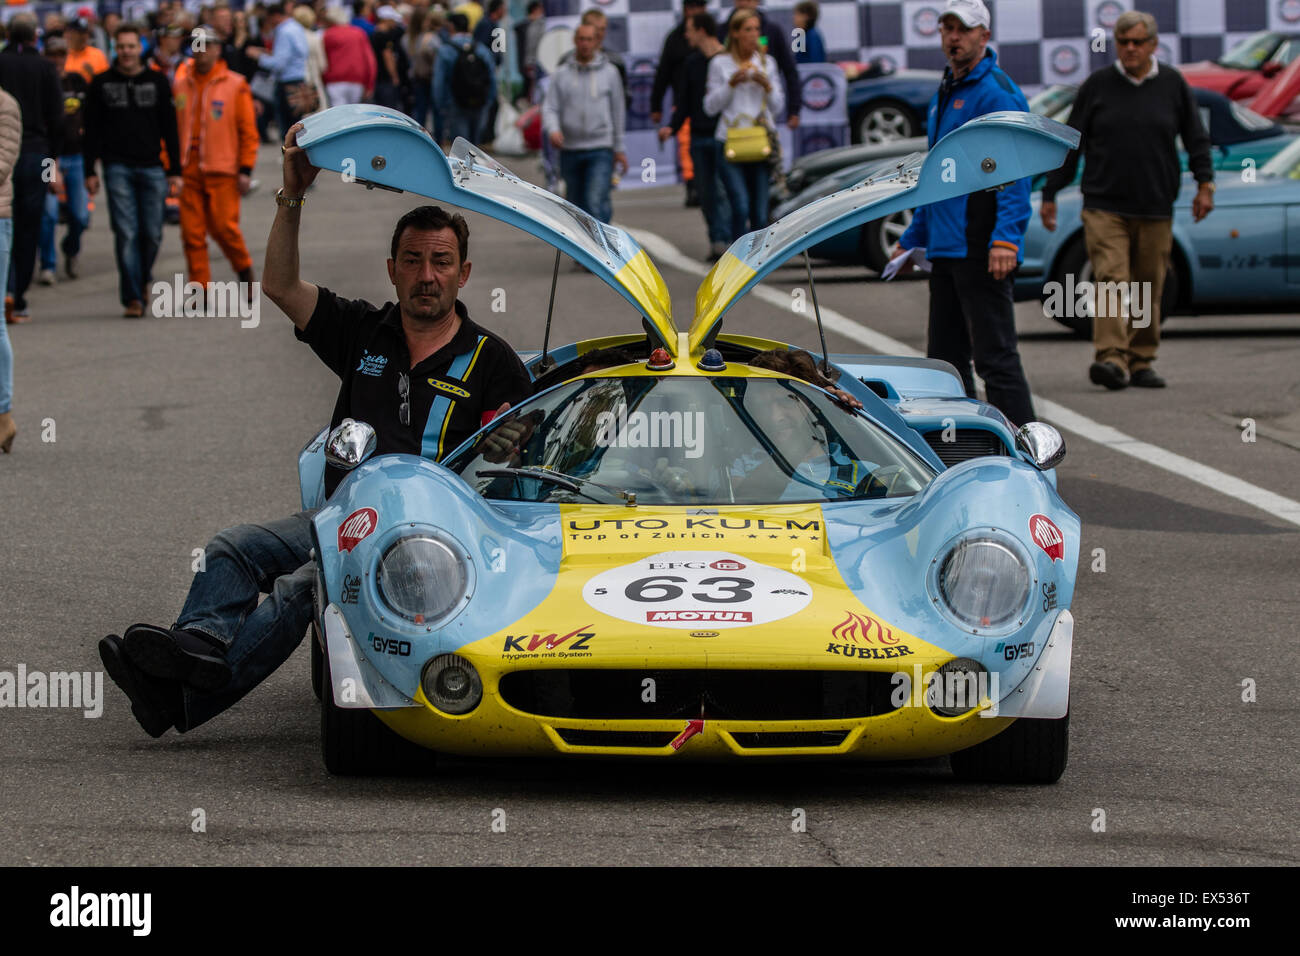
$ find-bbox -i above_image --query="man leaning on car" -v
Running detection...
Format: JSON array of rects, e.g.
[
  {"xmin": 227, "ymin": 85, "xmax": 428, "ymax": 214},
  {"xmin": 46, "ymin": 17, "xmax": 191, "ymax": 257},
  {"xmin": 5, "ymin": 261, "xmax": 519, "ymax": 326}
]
[
  {"xmin": 1040, "ymin": 9, "xmax": 1214, "ymax": 391},
  {"xmin": 98, "ymin": 124, "xmax": 532, "ymax": 738}
]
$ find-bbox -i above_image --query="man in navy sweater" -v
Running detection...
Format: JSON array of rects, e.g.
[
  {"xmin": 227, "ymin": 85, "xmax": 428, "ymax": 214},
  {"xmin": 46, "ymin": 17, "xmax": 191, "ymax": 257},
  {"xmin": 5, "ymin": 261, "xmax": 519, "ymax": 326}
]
[
  {"xmin": 892, "ymin": 0, "xmax": 1036, "ymax": 427},
  {"xmin": 1042, "ymin": 10, "xmax": 1213, "ymax": 390}
]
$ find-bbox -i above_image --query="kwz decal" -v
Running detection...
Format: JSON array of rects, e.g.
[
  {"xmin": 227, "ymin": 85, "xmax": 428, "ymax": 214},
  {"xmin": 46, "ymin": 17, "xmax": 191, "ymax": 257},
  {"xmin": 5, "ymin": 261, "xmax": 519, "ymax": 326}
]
[{"xmin": 502, "ymin": 625, "xmax": 595, "ymax": 657}]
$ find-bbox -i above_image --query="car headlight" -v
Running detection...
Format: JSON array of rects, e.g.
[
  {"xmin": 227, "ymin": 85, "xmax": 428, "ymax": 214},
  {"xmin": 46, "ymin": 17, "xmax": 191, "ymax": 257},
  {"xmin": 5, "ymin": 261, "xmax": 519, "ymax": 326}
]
[
  {"xmin": 376, "ymin": 535, "xmax": 469, "ymax": 626},
  {"xmin": 936, "ymin": 536, "xmax": 1030, "ymax": 630}
]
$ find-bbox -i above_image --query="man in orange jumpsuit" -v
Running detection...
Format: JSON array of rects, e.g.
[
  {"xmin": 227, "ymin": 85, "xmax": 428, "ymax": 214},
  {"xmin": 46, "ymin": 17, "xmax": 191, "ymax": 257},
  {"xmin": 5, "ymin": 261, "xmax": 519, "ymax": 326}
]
[{"xmin": 173, "ymin": 27, "xmax": 258, "ymax": 293}]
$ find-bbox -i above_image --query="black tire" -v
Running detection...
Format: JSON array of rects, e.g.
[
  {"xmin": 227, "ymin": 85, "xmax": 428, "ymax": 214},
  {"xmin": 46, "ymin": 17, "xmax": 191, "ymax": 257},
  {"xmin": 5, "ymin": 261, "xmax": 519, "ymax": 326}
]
[
  {"xmin": 850, "ymin": 99, "xmax": 920, "ymax": 145},
  {"xmin": 1046, "ymin": 235, "xmax": 1179, "ymax": 338},
  {"xmin": 320, "ymin": 638, "xmax": 437, "ymax": 776},
  {"xmin": 950, "ymin": 710, "xmax": 1070, "ymax": 784},
  {"xmin": 862, "ymin": 208, "xmax": 914, "ymax": 273},
  {"xmin": 310, "ymin": 623, "xmax": 323, "ymax": 703}
]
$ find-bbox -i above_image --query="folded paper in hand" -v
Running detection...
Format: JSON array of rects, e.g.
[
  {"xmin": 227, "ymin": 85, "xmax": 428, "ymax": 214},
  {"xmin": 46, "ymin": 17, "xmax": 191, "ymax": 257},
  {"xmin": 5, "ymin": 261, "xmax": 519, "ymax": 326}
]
[{"xmin": 881, "ymin": 246, "xmax": 932, "ymax": 280}]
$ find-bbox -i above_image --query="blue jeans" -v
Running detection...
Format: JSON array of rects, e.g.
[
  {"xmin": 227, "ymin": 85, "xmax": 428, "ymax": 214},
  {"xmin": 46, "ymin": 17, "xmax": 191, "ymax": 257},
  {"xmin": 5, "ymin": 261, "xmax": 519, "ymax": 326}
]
[
  {"xmin": 444, "ymin": 103, "xmax": 486, "ymax": 145},
  {"xmin": 103, "ymin": 163, "xmax": 168, "ymax": 306},
  {"xmin": 719, "ymin": 155, "xmax": 770, "ymax": 239},
  {"xmin": 39, "ymin": 154, "xmax": 90, "ymax": 270},
  {"xmin": 412, "ymin": 77, "xmax": 432, "ymax": 132},
  {"xmin": 559, "ymin": 147, "xmax": 614, "ymax": 223},
  {"xmin": 175, "ymin": 510, "xmax": 317, "ymax": 730},
  {"xmin": 0, "ymin": 218, "xmax": 12, "ymax": 414},
  {"xmin": 690, "ymin": 138, "xmax": 731, "ymax": 245}
]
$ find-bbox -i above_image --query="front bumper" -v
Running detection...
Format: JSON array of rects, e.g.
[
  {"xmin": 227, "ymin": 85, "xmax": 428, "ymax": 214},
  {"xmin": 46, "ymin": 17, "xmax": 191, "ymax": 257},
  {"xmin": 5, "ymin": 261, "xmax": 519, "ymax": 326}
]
[{"xmin": 323, "ymin": 603, "xmax": 1073, "ymax": 760}]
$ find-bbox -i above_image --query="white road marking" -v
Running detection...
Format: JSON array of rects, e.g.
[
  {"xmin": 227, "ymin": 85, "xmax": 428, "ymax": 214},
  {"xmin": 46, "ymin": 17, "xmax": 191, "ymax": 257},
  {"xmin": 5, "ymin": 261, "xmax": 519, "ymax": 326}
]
[{"xmin": 630, "ymin": 227, "xmax": 1300, "ymax": 529}]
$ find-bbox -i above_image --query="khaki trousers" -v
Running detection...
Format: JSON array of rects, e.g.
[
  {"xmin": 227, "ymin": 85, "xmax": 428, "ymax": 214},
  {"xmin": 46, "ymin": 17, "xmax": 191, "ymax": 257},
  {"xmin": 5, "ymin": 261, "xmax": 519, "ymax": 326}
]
[{"xmin": 1080, "ymin": 208, "xmax": 1172, "ymax": 373}]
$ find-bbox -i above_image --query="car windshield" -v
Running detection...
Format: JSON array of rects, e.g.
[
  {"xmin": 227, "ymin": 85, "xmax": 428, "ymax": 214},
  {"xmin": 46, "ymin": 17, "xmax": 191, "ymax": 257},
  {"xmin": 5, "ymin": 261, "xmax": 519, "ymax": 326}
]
[
  {"xmin": 1217, "ymin": 31, "xmax": 1285, "ymax": 69},
  {"xmin": 1260, "ymin": 137, "xmax": 1300, "ymax": 178},
  {"xmin": 445, "ymin": 376, "xmax": 936, "ymax": 506}
]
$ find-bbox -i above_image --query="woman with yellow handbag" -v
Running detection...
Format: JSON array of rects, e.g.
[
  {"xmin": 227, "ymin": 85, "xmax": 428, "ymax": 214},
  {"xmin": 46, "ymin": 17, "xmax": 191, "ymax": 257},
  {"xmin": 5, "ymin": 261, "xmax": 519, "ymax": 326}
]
[{"xmin": 704, "ymin": 9, "xmax": 785, "ymax": 240}]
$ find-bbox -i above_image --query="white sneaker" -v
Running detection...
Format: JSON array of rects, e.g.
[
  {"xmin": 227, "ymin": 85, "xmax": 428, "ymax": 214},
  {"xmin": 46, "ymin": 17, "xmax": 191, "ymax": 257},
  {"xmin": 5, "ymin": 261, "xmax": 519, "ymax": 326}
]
[{"xmin": 38, "ymin": 269, "xmax": 56, "ymax": 286}]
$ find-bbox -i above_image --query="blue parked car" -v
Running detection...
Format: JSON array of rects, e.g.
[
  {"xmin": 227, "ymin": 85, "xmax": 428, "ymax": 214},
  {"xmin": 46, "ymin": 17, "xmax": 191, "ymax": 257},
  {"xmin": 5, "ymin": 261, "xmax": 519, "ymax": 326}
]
[
  {"xmin": 845, "ymin": 62, "xmax": 943, "ymax": 145},
  {"xmin": 1015, "ymin": 135, "xmax": 1300, "ymax": 335}
]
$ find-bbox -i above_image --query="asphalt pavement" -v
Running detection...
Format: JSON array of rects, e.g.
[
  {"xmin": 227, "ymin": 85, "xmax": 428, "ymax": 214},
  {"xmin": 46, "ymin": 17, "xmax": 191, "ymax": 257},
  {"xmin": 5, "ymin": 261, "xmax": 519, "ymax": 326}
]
[{"xmin": 1, "ymin": 144, "xmax": 1297, "ymax": 866}]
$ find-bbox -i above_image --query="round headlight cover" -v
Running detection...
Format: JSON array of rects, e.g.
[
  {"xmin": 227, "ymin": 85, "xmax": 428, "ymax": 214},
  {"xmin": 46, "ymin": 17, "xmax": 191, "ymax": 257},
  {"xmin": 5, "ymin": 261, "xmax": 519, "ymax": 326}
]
[
  {"xmin": 376, "ymin": 535, "xmax": 468, "ymax": 625},
  {"xmin": 938, "ymin": 536, "xmax": 1030, "ymax": 630},
  {"xmin": 421, "ymin": 654, "xmax": 482, "ymax": 714}
]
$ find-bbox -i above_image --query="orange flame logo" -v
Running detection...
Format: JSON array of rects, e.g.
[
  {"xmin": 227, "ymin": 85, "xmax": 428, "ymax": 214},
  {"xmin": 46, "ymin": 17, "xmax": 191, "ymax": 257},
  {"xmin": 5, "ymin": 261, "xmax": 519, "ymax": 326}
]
[{"xmin": 831, "ymin": 610, "xmax": 899, "ymax": 645}]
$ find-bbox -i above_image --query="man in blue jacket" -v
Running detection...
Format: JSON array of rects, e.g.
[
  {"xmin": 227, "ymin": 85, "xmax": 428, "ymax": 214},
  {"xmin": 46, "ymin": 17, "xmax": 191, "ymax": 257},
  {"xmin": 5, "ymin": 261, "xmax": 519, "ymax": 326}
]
[{"xmin": 892, "ymin": 0, "xmax": 1036, "ymax": 426}]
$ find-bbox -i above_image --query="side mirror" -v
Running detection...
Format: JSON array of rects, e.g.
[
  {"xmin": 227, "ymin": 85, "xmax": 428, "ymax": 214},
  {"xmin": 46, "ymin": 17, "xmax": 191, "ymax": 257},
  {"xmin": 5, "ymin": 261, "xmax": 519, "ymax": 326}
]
[
  {"xmin": 1262, "ymin": 60, "xmax": 1283, "ymax": 77},
  {"xmin": 1015, "ymin": 421, "xmax": 1066, "ymax": 471},
  {"xmin": 324, "ymin": 418, "xmax": 377, "ymax": 471}
]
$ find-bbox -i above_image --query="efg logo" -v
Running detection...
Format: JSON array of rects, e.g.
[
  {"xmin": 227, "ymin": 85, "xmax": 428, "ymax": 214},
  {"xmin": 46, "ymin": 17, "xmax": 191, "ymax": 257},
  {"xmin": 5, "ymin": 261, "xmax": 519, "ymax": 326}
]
[
  {"xmin": 1095, "ymin": 0, "xmax": 1124, "ymax": 29},
  {"xmin": 1051, "ymin": 45, "xmax": 1081, "ymax": 76},
  {"xmin": 1281, "ymin": 0, "xmax": 1300, "ymax": 25},
  {"xmin": 800, "ymin": 74, "xmax": 835, "ymax": 111},
  {"xmin": 913, "ymin": 6, "xmax": 940, "ymax": 37}
]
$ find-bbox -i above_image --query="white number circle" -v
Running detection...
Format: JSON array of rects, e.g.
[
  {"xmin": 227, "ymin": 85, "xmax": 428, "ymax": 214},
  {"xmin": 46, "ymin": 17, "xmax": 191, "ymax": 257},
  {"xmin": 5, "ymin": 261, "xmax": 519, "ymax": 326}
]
[{"xmin": 582, "ymin": 551, "xmax": 813, "ymax": 629}]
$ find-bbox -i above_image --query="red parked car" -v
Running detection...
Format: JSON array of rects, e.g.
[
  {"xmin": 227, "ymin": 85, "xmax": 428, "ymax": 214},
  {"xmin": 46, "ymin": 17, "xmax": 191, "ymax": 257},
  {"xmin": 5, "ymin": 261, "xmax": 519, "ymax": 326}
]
[{"xmin": 1182, "ymin": 31, "xmax": 1300, "ymax": 100}]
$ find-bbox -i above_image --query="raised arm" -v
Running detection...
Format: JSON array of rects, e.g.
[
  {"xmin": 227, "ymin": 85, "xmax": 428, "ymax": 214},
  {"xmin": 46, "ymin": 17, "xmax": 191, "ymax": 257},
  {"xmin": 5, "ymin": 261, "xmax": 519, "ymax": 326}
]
[{"xmin": 262, "ymin": 123, "xmax": 321, "ymax": 330}]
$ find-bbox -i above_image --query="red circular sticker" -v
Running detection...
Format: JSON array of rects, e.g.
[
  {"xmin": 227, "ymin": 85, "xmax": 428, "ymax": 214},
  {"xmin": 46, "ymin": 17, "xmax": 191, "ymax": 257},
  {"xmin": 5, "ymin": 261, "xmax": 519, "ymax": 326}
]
[
  {"xmin": 338, "ymin": 508, "xmax": 378, "ymax": 553},
  {"xmin": 1028, "ymin": 513, "xmax": 1065, "ymax": 562}
]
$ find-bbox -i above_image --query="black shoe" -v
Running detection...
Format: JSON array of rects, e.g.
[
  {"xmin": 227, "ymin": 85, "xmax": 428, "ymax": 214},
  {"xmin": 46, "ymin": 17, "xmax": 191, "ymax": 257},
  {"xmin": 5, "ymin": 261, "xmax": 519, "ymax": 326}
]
[
  {"xmin": 685, "ymin": 181, "xmax": 700, "ymax": 207},
  {"xmin": 98, "ymin": 635, "xmax": 183, "ymax": 738},
  {"xmin": 1129, "ymin": 368, "xmax": 1166, "ymax": 388},
  {"xmin": 124, "ymin": 623, "xmax": 232, "ymax": 691},
  {"xmin": 1089, "ymin": 361, "xmax": 1129, "ymax": 390}
]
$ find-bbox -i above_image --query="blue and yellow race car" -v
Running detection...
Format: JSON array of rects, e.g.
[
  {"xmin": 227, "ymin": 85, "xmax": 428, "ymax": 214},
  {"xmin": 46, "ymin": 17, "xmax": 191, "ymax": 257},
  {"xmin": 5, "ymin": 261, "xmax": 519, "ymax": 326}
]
[{"xmin": 295, "ymin": 106, "xmax": 1081, "ymax": 782}]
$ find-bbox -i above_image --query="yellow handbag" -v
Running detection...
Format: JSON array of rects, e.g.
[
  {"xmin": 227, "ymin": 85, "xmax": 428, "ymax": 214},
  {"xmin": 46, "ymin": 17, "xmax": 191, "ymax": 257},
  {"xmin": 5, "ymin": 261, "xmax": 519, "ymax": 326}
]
[{"xmin": 724, "ymin": 124, "xmax": 772, "ymax": 162}]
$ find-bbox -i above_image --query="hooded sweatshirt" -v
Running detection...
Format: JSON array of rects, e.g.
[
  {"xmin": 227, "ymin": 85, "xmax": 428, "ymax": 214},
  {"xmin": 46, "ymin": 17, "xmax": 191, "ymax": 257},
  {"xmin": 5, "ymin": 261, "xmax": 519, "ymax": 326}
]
[{"xmin": 541, "ymin": 51, "xmax": 625, "ymax": 153}]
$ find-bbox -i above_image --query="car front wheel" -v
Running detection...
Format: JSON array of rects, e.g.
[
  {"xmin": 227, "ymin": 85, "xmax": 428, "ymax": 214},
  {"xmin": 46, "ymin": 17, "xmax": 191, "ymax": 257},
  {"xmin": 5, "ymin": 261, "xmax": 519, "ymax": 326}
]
[
  {"xmin": 950, "ymin": 710, "xmax": 1069, "ymax": 784},
  {"xmin": 320, "ymin": 639, "xmax": 438, "ymax": 776},
  {"xmin": 862, "ymin": 208, "xmax": 914, "ymax": 272},
  {"xmin": 852, "ymin": 99, "xmax": 919, "ymax": 145}
]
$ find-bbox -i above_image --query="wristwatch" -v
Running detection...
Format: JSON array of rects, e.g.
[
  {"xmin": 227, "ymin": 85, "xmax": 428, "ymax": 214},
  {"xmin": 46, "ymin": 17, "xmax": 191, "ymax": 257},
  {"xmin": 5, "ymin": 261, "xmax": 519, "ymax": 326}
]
[
  {"xmin": 275, "ymin": 187, "xmax": 306, "ymax": 208},
  {"xmin": 1200, "ymin": 181, "xmax": 1216, "ymax": 193}
]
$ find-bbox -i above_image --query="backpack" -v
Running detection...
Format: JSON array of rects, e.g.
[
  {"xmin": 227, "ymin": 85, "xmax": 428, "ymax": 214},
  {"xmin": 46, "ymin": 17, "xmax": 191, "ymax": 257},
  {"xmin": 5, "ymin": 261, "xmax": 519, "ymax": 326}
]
[{"xmin": 450, "ymin": 43, "xmax": 492, "ymax": 110}]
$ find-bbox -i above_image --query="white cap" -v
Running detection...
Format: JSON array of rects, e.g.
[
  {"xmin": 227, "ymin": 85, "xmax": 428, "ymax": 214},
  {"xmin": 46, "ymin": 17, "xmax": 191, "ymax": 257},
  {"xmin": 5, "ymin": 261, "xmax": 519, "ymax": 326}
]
[
  {"xmin": 941, "ymin": 0, "xmax": 990, "ymax": 30},
  {"xmin": 376, "ymin": 5, "xmax": 404, "ymax": 23}
]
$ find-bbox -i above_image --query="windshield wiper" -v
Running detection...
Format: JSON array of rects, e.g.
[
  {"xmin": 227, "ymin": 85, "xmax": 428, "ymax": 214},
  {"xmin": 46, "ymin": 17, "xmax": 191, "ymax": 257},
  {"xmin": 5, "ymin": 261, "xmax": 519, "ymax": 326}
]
[{"xmin": 475, "ymin": 466, "xmax": 638, "ymax": 506}]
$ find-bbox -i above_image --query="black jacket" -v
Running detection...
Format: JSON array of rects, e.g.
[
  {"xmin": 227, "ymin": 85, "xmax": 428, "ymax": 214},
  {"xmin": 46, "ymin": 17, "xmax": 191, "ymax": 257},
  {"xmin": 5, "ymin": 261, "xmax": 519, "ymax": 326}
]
[
  {"xmin": 651, "ymin": 21, "xmax": 691, "ymax": 116},
  {"xmin": 83, "ymin": 64, "xmax": 182, "ymax": 176},
  {"xmin": 1042, "ymin": 63, "xmax": 1213, "ymax": 218},
  {"xmin": 0, "ymin": 45, "xmax": 63, "ymax": 155}
]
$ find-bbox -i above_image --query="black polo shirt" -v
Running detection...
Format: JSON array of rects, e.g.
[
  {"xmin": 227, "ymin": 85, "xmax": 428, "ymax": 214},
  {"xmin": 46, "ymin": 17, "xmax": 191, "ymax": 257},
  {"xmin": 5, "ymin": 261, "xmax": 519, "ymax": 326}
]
[{"xmin": 297, "ymin": 287, "xmax": 532, "ymax": 495}]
